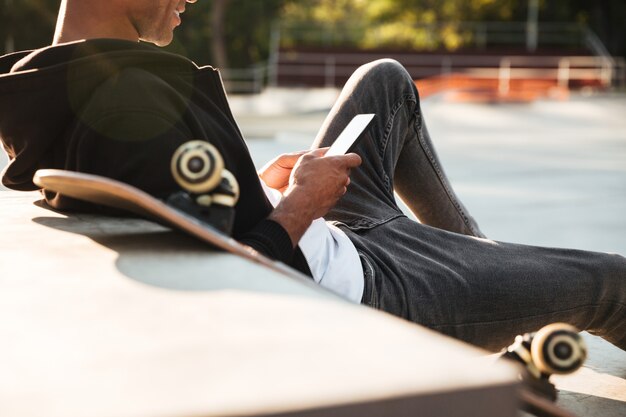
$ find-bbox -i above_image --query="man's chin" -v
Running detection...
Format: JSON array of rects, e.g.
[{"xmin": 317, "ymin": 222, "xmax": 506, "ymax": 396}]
[{"xmin": 140, "ymin": 35, "xmax": 174, "ymax": 47}]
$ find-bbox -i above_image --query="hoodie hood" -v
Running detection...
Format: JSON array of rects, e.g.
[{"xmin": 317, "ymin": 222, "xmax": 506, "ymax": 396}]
[{"xmin": 0, "ymin": 39, "xmax": 200, "ymax": 190}]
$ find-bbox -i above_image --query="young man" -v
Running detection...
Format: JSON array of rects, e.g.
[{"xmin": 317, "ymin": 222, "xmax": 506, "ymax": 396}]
[{"xmin": 0, "ymin": 0, "xmax": 624, "ymax": 352}]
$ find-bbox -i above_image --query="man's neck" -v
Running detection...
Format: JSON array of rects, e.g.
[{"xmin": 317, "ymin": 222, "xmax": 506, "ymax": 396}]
[{"xmin": 53, "ymin": 0, "xmax": 139, "ymax": 45}]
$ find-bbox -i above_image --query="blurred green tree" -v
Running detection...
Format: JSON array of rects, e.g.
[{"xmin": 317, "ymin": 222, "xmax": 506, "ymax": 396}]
[
  {"xmin": 279, "ymin": 0, "xmax": 625, "ymax": 57},
  {"xmin": 279, "ymin": 0, "xmax": 522, "ymax": 50},
  {"xmin": 135, "ymin": 0, "xmax": 287, "ymax": 68}
]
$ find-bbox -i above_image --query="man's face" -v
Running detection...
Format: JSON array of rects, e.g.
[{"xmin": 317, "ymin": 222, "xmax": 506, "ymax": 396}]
[{"xmin": 130, "ymin": 0, "xmax": 197, "ymax": 47}]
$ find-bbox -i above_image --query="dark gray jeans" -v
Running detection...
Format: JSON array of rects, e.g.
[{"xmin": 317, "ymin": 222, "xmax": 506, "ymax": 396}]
[{"xmin": 312, "ymin": 59, "xmax": 626, "ymax": 352}]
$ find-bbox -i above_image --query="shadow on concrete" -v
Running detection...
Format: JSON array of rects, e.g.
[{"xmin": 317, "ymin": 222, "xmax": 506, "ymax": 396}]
[
  {"xmin": 558, "ymin": 391, "xmax": 626, "ymax": 417},
  {"xmin": 31, "ymin": 201, "xmax": 329, "ymax": 300}
]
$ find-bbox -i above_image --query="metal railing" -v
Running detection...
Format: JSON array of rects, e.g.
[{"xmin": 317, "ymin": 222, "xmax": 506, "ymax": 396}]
[
  {"xmin": 219, "ymin": 22, "xmax": 625, "ymax": 94},
  {"xmin": 220, "ymin": 64, "xmax": 269, "ymax": 94},
  {"xmin": 221, "ymin": 54, "xmax": 625, "ymax": 94},
  {"xmin": 273, "ymin": 52, "xmax": 622, "ymax": 88}
]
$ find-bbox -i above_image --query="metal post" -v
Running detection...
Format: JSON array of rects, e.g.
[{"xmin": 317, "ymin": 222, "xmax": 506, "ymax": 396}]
[
  {"xmin": 251, "ymin": 65, "xmax": 259, "ymax": 94},
  {"xmin": 499, "ymin": 58, "xmax": 511, "ymax": 95},
  {"xmin": 5, "ymin": 0, "xmax": 15, "ymax": 53},
  {"xmin": 325, "ymin": 56, "xmax": 336, "ymax": 88},
  {"xmin": 526, "ymin": 0, "xmax": 539, "ymax": 52},
  {"xmin": 441, "ymin": 57, "xmax": 452, "ymax": 76},
  {"xmin": 601, "ymin": 57, "xmax": 613, "ymax": 88},
  {"xmin": 476, "ymin": 24, "xmax": 487, "ymax": 50},
  {"xmin": 267, "ymin": 21, "xmax": 281, "ymax": 88},
  {"xmin": 557, "ymin": 58, "xmax": 570, "ymax": 89}
]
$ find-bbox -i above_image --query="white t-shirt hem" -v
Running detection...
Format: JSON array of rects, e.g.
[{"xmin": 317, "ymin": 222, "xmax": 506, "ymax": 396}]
[{"xmin": 259, "ymin": 179, "xmax": 364, "ymax": 303}]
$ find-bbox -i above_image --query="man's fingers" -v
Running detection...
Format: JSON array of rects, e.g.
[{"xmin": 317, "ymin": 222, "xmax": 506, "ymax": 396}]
[
  {"xmin": 276, "ymin": 150, "xmax": 310, "ymax": 168},
  {"xmin": 309, "ymin": 148, "xmax": 329, "ymax": 157},
  {"xmin": 344, "ymin": 153, "xmax": 362, "ymax": 167},
  {"xmin": 303, "ymin": 149, "xmax": 359, "ymax": 166},
  {"xmin": 325, "ymin": 153, "xmax": 362, "ymax": 168}
]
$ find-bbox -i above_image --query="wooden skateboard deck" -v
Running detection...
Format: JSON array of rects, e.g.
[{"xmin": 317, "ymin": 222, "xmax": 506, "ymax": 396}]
[{"xmin": 33, "ymin": 169, "xmax": 305, "ymax": 280}]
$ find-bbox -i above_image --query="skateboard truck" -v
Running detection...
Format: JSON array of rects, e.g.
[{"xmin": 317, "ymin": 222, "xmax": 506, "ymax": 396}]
[
  {"xmin": 167, "ymin": 141, "xmax": 240, "ymax": 234},
  {"xmin": 500, "ymin": 323, "xmax": 587, "ymax": 416}
]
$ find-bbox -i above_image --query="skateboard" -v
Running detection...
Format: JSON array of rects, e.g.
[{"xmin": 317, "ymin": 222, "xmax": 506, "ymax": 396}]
[
  {"xmin": 32, "ymin": 143, "xmax": 305, "ymax": 282},
  {"xmin": 500, "ymin": 323, "xmax": 588, "ymax": 417}
]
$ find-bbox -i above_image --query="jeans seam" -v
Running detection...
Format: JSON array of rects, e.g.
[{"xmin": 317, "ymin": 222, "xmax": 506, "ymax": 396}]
[
  {"xmin": 338, "ymin": 213, "xmax": 405, "ymax": 231},
  {"xmin": 380, "ymin": 93, "xmax": 480, "ymax": 237},
  {"xmin": 413, "ymin": 109, "xmax": 479, "ymax": 236},
  {"xmin": 380, "ymin": 93, "xmax": 417, "ymax": 194},
  {"xmin": 426, "ymin": 301, "xmax": 626, "ymax": 329}
]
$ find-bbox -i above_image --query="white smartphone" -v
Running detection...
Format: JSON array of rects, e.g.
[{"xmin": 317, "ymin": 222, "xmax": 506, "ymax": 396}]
[{"xmin": 325, "ymin": 113, "xmax": 375, "ymax": 156}]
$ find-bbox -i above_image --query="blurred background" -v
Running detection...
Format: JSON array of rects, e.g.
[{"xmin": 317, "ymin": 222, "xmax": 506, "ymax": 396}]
[{"xmin": 1, "ymin": 0, "xmax": 625, "ymax": 96}]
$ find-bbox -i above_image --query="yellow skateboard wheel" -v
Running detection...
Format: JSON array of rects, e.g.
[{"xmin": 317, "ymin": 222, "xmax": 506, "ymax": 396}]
[
  {"xmin": 171, "ymin": 141, "xmax": 224, "ymax": 194},
  {"xmin": 530, "ymin": 323, "xmax": 587, "ymax": 375},
  {"xmin": 212, "ymin": 170, "xmax": 240, "ymax": 207}
]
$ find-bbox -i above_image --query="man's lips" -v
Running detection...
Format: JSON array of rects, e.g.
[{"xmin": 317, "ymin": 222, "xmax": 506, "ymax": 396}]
[{"xmin": 173, "ymin": 4, "xmax": 186, "ymax": 26}]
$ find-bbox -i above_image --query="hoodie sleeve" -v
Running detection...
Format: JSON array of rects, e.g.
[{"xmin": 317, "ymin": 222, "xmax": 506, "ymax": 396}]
[{"xmin": 238, "ymin": 219, "xmax": 295, "ymax": 265}]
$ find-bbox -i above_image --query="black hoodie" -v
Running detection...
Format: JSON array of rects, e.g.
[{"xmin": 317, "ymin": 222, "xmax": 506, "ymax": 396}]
[{"xmin": 0, "ymin": 39, "xmax": 311, "ymax": 276}]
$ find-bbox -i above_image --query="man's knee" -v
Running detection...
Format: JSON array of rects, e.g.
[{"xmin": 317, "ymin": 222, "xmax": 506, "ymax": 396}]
[
  {"xmin": 602, "ymin": 253, "xmax": 626, "ymax": 296},
  {"xmin": 354, "ymin": 59, "xmax": 415, "ymax": 90}
]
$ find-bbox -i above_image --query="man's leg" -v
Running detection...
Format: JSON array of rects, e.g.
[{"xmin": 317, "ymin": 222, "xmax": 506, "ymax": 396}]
[
  {"xmin": 346, "ymin": 217, "xmax": 626, "ymax": 352},
  {"xmin": 312, "ymin": 59, "xmax": 484, "ymax": 237},
  {"xmin": 313, "ymin": 59, "xmax": 626, "ymax": 352}
]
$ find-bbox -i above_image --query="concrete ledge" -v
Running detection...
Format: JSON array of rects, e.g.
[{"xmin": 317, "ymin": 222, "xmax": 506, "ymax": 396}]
[{"xmin": 0, "ymin": 192, "xmax": 519, "ymax": 417}]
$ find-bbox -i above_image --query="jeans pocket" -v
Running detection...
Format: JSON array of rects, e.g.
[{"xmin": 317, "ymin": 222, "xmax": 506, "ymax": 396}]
[{"xmin": 359, "ymin": 251, "xmax": 379, "ymax": 309}]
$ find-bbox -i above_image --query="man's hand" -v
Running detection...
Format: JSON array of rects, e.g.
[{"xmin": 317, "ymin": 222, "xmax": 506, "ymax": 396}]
[
  {"xmin": 268, "ymin": 148, "xmax": 362, "ymax": 246},
  {"xmin": 258, "ymin": 150, "xmax": 309, "ymax": 193}
]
